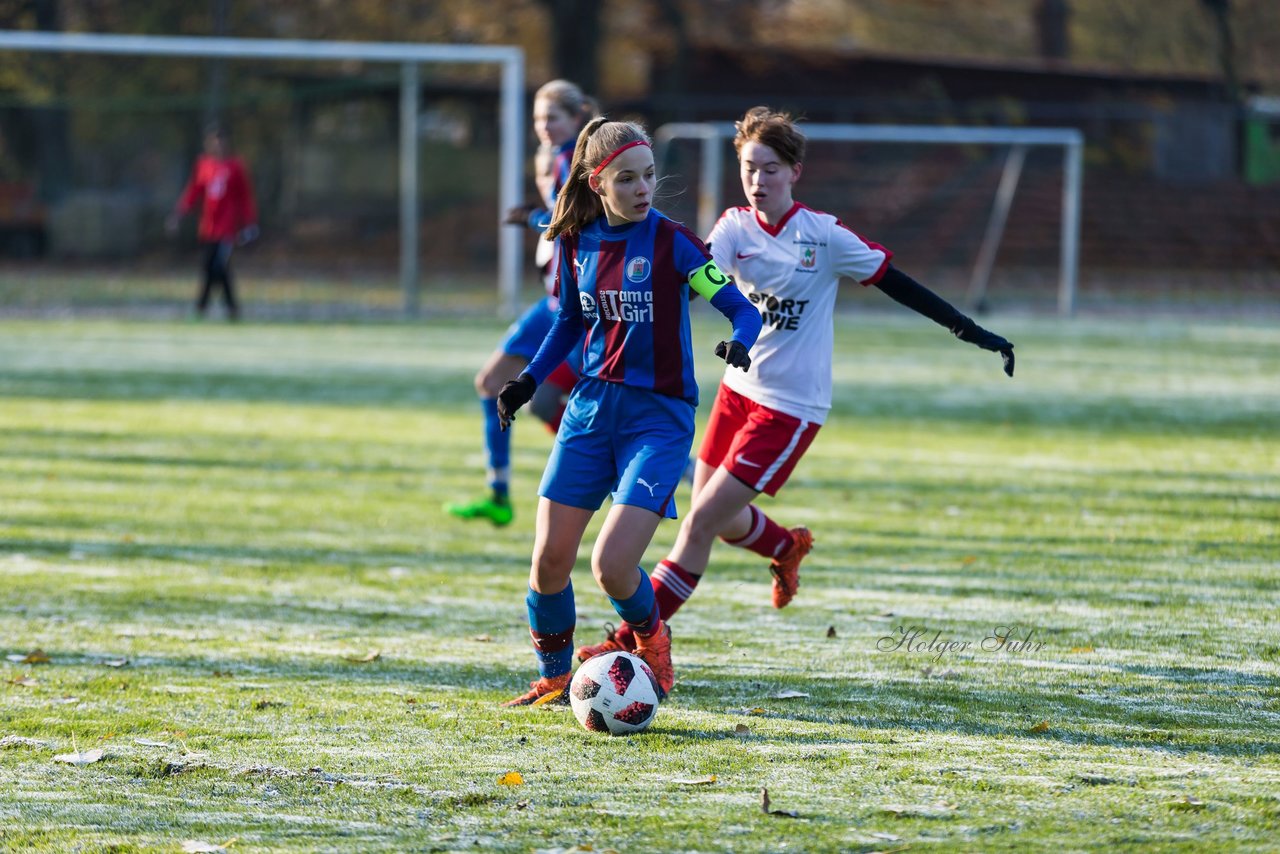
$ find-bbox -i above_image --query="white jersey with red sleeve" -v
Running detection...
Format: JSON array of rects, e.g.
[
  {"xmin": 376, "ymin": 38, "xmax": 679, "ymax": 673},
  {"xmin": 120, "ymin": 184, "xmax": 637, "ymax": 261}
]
[{"xmin": 707, "ymin": 202, "xmax": 892, "ymax": 424}]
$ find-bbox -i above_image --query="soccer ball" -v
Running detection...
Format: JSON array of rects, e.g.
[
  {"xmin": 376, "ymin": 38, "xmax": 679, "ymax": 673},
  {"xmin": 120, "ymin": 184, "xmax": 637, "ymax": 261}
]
[{"xmin": 569, "ymin": 651, "xmax": 659, "ymax": 735}]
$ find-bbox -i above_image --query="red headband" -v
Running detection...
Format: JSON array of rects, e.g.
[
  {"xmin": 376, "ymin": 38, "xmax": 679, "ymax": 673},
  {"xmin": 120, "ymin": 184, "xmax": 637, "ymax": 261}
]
[{"xmin": 590, "ymin": 140, "xmax": 651, "ymax": 178}]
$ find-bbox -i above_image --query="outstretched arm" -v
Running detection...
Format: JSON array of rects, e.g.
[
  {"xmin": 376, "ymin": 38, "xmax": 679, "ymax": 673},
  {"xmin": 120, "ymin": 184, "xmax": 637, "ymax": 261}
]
[{"xmin": 875, "ymin": 265, "xmax": 1015, "ymax": 377}]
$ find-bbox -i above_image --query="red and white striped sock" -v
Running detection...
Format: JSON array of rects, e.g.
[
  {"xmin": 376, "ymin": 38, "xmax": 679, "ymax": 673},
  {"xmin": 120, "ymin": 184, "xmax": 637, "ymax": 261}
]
[
  {"xmin": 722, "ymin": 505, "xmax": 794, "ymax": 559},
  {"xmin": 651, "ymin": 559, "xmax": 701, "ymax": 621}
]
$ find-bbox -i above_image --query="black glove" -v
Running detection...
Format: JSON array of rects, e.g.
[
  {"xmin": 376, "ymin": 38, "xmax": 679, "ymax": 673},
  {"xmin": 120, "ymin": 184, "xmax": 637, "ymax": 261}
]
[
  {"xmin": 502, "ymin": 202, "xmax": 539, "ymax": 226},
  {"xmin": 496, "ymin": 372, "xmax": 537, "ymax": 430},
  {"xmin": 953, "ymin": 319, "xmax": 1015, "ymax": 377},
  {"xmin": 715, "ymin": 340, "xmax": 752, "ymax": 371}
]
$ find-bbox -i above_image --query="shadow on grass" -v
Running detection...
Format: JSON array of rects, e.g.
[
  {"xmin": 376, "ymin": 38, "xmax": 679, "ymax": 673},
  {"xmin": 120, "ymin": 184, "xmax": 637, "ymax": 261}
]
[
  {"xmin": 667, "ymin": 669, "xmax": 1280, "ymax": 759},
  {"xmin": 5, "ymin": 365, "xmax": 1276, "ymax": 436},
  {"xmin": 0, "ymin": 367, "xmax": 478, "ymax": 410},
  {"xmin": 10, "ymin": 632, "xmax": 1279, "ymax": 761},
  {"xmin": 2, "ymin": 537, "xmax": 528, "ymax": 578}
]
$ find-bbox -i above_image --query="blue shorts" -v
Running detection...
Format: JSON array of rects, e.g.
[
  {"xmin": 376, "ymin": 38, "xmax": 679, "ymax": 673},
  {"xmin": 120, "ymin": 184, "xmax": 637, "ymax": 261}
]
[
  {"xmin": 501, "ymin": 297, "xmax": 556, "ymax": 362},
  {"xmin": 539, "ymin": 377, "xmax": 694, "ymax": 519},
  {"xmin": 501, "ymin": 295, "xmax": 582, "ymax": 373}
]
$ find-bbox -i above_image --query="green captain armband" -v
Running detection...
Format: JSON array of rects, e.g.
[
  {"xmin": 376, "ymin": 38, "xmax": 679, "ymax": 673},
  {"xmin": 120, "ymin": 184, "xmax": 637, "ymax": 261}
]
[{"xmin": 688, "ymin": 260, "xmax": 730, "ymax": 301}]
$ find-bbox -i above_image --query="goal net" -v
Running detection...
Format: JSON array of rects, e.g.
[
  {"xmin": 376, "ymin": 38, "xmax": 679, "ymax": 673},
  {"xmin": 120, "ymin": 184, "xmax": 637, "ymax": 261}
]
[{"xmin": 0, "ymin": 31, "xmax": 527, "ymax": 319}]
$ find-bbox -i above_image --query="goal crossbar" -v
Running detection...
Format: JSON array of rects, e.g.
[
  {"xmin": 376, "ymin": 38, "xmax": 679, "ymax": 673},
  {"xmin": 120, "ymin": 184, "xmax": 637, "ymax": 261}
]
[
  {"xmin": 0, "ymin": 29, "xmax": 527, "ymax": 318},
  {"xmin": 655, "ymin": 122, "xmax": 1084, "ymax": 316}
]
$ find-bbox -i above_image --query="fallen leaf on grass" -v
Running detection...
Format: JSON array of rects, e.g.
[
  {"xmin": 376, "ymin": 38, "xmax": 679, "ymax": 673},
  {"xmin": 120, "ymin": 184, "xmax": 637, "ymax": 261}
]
[
  {"xmin": 9, "ymin": 676, "xmax": 38, "ymax": 687},
  {"xmin": 102, "ymin": 658, "xmax": 129, "ymax": 668},
  {"xmin": 498, "ymin": 771, "xmax": 524, "ymax": 786},
  {"xmin": 920, "ymin": 666, "xmax": 959, "ymax": 679},
  {"xmin": 470, "ymin": 634, "xmax": 493, "ymax": 643},
  {"xmin": 747, "ymin": 707, "xmax": 767, "ymax": 715},
  {"xmin": 770, "ymin": 690, "xmax": 809, "ymax": 700},
  {"xmin": 252, "ymin": 699, "xmax": 287, "ymax": 710},
  {"xmin": 1168, "ymin": 795, "xmax": 1205, "ymax": 810},
  {"xmin": 734, "ymin": 724, "xmax": 750, "ymax": 736},
  {"xmin": 1029, "ymin": 720, "xmax": 1050, "ymax": 733},
  {"xmin": 881, "ymin": 802, "xmax": 956, "ymax": 818},
  {"xmin": 515, "ymin": 800, "xmax": 530, "ymax": 810},
  {"xmin": 54, "ymin": 748, "xmax": 104, "ymax": 765},
  {"xmin": 6, "ymin": 649, "xmax": 50, "ymax": 664},
  {"xmin": 181, "ymin": 839, "xmax": 237, "ymax": 853},
  {"xmin": 133, "ymin": 738, "xmax": 172, "ymax": 748},
  {"xmin": 343, "ymin": 650, "xmax": 381, "ymax": 663},
  {"xmin": 1, "ymin": 735, "xmax": 49, "ymax": 749},
  {"xmin": 1069, "ymin": 646, "xmax": 1095, "ymax": 654},
  {"xmin": 673, "ymin": 775, "xmax": 717, "ymax": 785},
  {"xmin": 54, "ymin": 696, "xmax": 80, "ymax": 705},
  {"xmin": 869, "ymin": 833, "xmax": 902, "ymax": 842},
  {"xmin": 760, "ymin": 787, "xmax": 799, "ymax": 818}
]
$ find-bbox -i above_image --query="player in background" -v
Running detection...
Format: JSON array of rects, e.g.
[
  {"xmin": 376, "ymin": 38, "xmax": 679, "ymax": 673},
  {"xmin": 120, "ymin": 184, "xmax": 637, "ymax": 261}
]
[
  {"xmin": 445, "ymin": 80, "xmax": 597, "ymax": 527},
  {"xmin": 495, "ymin": 118, "xmax": 762, "ymax": 706},
  {"xmin": 576, "ymin": 107, "xmax": 1015, "ymax": 661},
  {"xmin": 166, "ymin": 125, "xmax": 258, "ymax": 321}
]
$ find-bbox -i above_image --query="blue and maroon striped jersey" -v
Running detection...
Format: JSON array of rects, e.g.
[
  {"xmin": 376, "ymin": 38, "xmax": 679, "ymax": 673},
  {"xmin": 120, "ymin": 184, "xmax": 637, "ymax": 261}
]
[{"xmin": 527, "ymin": 209, "xmax": 760, "ymax": 407}]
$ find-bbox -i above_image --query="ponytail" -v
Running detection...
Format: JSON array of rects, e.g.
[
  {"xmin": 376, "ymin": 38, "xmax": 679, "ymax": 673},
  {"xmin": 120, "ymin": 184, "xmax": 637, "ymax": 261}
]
[{"xmin": 546, "ymin": 118, "xmax": 652, "ymax": 240}]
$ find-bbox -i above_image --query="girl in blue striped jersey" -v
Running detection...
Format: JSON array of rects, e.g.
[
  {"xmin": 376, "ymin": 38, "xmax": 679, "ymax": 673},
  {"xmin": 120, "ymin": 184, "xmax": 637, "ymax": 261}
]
[
  {"xmin": 446, "ymin": 80, "xmax": 596, "ymax": 527},
  {"xmin": 496, "ymin": 118, "xmax": 763, "ymax": 706}
]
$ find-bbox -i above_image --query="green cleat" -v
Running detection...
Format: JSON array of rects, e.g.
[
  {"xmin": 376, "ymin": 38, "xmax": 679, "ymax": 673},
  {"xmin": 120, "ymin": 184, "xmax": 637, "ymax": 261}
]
[{"xmin": 444, "ymin": 495, "xmax": 514, "ymax": 527}]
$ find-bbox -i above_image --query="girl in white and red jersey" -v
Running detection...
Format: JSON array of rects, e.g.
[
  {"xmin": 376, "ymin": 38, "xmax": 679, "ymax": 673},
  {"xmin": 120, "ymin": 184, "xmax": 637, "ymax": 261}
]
[{"xmin": 577, "ymin": 106, "xmax": 1015, "ymax": 662}]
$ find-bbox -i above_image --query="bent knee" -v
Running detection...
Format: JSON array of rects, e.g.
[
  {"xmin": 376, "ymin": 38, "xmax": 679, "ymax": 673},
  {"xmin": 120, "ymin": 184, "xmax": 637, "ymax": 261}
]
[
  {"xmin": 683, "ymin": 508, "xmax": 725, "ymax": 545},
  {"xmin": 474, "ymin": 370, "xmax": 502, "ymax": 398},
  {"xmin": 532, "ymin": 546, "xmax": 576, "ymax": 581}
]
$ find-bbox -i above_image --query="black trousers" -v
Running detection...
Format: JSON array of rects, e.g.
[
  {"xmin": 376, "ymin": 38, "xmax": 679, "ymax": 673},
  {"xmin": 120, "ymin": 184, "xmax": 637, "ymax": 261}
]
[{"xmin": 197, "ymin": 240, "xmax": 238, "ymax": 317}]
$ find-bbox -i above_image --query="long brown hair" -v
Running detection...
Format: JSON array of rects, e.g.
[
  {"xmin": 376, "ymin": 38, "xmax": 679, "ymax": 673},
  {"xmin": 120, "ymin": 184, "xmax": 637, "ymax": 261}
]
[
  {"xmin": 733, "ymin": 106, "xmax": 806, "ymax": 166},
  {"xmin": 545, "ymin": 118, "xmax": 651, "ymax": 240},
  {"xmin": 534, "ymin": 78, "xmax": 598, "ymax": 128}
]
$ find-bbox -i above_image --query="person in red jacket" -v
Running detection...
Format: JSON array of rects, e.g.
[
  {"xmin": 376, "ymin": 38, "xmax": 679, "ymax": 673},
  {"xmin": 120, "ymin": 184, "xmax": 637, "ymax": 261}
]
[{"xmin": 167, "ymin": 125, "xmax": 258, "ymax": 320}]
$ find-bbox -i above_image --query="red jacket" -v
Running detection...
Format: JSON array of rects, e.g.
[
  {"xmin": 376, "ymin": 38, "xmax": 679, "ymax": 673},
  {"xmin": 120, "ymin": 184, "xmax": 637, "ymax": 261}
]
[{"xmin": 176, "ymin": 155, "xmax": 257, "ymax": 242}]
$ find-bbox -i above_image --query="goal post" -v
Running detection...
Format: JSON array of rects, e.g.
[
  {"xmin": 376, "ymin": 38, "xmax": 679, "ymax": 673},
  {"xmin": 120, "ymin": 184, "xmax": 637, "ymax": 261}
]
[
  {"xmin": 0, "ymin": 29, "xmax": 526, "ymax": 319},
  {"xmin": 654, "ymin": 122, "xmax": 1084, "ymax": 316}
]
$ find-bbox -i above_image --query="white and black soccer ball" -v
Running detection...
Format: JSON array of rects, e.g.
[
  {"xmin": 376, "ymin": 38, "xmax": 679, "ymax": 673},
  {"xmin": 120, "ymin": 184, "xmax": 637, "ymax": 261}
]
[{"xmin": 569, "ymin": 651, "xmax": 659, "ymax": 735}]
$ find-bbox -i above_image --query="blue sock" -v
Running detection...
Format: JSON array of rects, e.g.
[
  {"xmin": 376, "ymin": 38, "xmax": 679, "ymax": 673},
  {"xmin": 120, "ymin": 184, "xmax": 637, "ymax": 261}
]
[
  {"xmin": 481, "ymin": 398, "xmax": 510, "ymax": 499},
  {"xmin": 608, "ymin": 568, "xmax": 661, "ymax": 637},
  {"xmin": 526, "ymin": 582, "xmax": 575, "ymax": 679}
]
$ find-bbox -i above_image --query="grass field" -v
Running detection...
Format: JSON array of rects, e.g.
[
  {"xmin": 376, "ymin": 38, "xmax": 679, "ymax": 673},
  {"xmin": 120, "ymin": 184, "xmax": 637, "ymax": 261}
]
[{"xmin": 1, "ymin": 308, "xmax": 1278, "ymax": 852}]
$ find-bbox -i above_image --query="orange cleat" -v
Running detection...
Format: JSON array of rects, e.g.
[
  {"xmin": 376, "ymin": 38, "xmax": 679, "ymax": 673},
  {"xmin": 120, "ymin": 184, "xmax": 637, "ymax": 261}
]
[
  {"xmin": 501, "ymin": 673, "xmax": 571, "ymax": 707},
  {"xmin": 769, "ymin": 526, "xmax": 813, "ymax": 609},
  {"xmin": 633, "ymin": 620, "xmax": 674, "ymax": 700},
  {"xmin": 574, "ymin": 622, "xmax": 637, "ymax": 663}
]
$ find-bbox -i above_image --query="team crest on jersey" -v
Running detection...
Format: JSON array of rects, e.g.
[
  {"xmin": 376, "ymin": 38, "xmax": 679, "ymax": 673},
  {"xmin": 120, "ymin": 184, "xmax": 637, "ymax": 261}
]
[
  {"xmin": 625, "ymin": 256, "xmax": 651, "ymax": 283},
  {"xmin": 800, "ymin": 247, "xmax": 816, "ymax": 269},
  {"xmin": 579, "ymin": 292, "xmax": 599, "ymax": 322}
]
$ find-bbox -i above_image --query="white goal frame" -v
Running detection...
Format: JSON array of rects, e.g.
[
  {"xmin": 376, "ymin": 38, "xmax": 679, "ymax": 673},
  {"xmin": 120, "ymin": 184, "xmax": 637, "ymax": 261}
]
[
  {"xmin": 655, "ymin": 122, "xmax": 1084, "ymax": 316},
  {"xmin": 0, "ymin": 29, "xmax": 526, "ymax": 318}
]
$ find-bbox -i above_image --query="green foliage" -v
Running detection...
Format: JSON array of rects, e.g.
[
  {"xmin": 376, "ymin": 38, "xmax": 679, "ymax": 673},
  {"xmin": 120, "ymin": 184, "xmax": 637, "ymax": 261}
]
[{"xmin": 0, "ymin": 312, "xmax": 1278, "ymax": 851}]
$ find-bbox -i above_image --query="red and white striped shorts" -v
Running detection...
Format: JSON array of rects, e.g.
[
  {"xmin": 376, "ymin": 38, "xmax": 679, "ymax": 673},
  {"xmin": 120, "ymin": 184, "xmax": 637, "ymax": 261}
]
[{"xmin": 698, "ymin": 383, "xmax": 820, "ymax": 497}]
